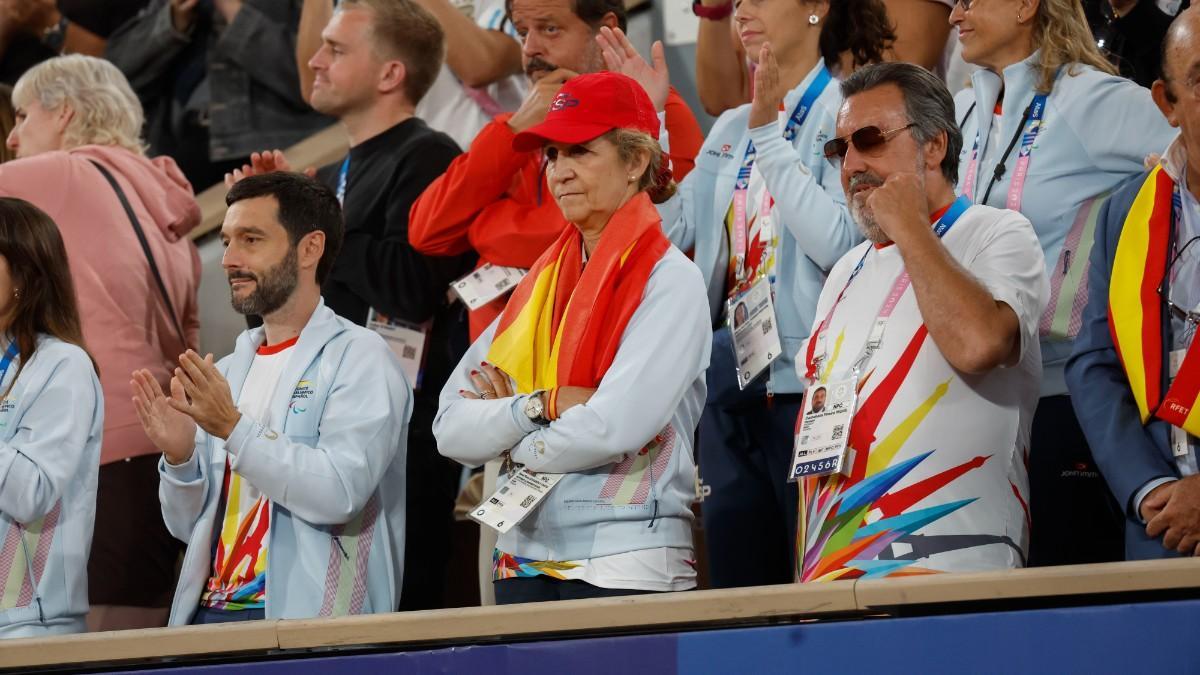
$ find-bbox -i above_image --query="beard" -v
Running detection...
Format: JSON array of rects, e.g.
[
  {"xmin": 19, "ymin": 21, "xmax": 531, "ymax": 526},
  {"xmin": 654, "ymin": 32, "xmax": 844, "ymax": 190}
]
[
  {"xmin": 848, "ymin": 171, "xmax": 887, "ymax": 244},
  {"xmin": 228, "ymin": 247, "xmax": 299, "ymax": 316},
  {"xmin": 847, "ymin": 153, "xmax": 927, "ymax": 245}
]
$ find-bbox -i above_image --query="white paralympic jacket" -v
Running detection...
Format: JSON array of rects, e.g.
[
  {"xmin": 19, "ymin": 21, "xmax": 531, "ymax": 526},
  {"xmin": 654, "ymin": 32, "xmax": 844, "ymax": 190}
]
[
  {"xmin": 656, "ymin": 59, "xmax": 859, "ymax": 395},
  {"xmin": 159, "ymin": 301, "xmax": 410, "ymax": 625},
  {"xmin": 0, "ymin": 336, "xmax": 103, "ymax": 638}
]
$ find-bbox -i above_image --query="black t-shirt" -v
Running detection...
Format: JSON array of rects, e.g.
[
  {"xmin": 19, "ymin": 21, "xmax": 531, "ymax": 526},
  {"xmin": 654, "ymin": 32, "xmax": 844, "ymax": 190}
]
[{"xmin": 317, "ymin": 116, "xmax": 475, "ymax": 419}]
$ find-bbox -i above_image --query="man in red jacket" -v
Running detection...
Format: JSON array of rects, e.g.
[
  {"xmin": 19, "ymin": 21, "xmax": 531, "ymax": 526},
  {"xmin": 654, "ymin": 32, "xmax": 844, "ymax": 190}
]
[{"xmin": 409, "ymin": 0, "xmax": 703, "ymax": 339}]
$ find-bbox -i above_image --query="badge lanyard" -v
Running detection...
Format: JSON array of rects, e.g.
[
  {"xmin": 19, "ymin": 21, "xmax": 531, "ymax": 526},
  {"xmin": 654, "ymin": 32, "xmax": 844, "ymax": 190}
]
[
  {"xmin": 336, "ymin": 157, "xmax": 350, "ymax": 206},
  {"xmin": 731, "ymin": 65, "xmax": 833, "ymax": 282},
  {"xmin": 803, "ymin": 195, "xmax": 973, "ymax": 380},
  {"xmin": 960, "ymin": 92, "xmax": 1049, "ymax": 212},
  {"xmin": 0, "ymin": 341, "xmax": 19, "ymax": 391}
]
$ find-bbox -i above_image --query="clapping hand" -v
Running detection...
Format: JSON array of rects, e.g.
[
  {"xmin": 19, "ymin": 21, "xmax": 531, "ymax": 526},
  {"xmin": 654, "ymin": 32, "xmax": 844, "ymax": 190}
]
[
  {"xmin": 131, "ymin": 369, "xmax": 197, "ymax": 466},
  {"xmin": 170, "ymin": 350, "xmax": 243, "ymax": 441},
  {"xmin": 224, "ymin": 150, "xmax": 317, "ymax": 188},
  {"xmin": 596, "ymin": 26, "xmax": 669, "ymax": 112},
  {"xmin": 749, "ymin": 42, "xmax": 784, "ymax": 129}
]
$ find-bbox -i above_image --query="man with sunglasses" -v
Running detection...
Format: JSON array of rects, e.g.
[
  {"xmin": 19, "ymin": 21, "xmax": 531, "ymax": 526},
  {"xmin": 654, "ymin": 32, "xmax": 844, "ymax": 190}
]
[
  {"xmin": 793, "ymin": 62, "xmax": 1048, "ymax": 580},
  {"xmin": 1068, "ymin": 6, "xmax": 1200, "ymax": 561}
]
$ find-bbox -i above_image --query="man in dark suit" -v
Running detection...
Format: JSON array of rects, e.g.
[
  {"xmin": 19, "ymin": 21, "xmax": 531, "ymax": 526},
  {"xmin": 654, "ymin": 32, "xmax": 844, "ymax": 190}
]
[{"xmin": 1067, "ymin": 6, "xmax": 1199, "ymax": 560}]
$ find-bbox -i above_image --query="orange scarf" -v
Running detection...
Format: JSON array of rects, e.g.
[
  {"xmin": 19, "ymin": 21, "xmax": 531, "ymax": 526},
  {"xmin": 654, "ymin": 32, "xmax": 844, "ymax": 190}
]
[
  {"xmin": 487, "ymin": 193, "xmax": 669, "ymax": 392},
  {"xmin": 1108, "ymin": 166, "xmax": 1200, "ymax": 434}
]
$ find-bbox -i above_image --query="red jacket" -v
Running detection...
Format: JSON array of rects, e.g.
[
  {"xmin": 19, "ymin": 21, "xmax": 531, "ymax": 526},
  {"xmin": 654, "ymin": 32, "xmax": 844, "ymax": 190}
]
[{"xmin": 409, "ymin": 88, "xmax": 704, "ymax": 338}]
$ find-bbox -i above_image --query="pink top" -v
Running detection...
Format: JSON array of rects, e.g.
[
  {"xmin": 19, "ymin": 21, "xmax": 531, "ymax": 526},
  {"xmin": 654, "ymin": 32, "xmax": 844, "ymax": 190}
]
[{"xmin": 0, "ymin": 145, "xmax": 202, "ymax": 464}]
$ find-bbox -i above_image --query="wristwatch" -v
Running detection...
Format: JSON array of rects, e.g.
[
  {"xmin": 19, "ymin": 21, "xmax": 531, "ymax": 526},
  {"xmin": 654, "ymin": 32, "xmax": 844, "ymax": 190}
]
[
  {"xmin": 692, "ymin": 0, "xmax": 733, "ymax": 20},
  {"xmin": 524, "ymin": 390, "xmax": 551, "ymax": 426},
  {"xmin": 41, "ymin": 14, "xmax": 69, "ymax": 54}
]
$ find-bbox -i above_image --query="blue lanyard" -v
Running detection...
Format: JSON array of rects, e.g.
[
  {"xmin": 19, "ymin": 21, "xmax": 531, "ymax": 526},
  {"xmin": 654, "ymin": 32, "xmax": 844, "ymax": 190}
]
[
  {"xmin": 0, "ymin": 341, "xmax": 18, "ymax": 384},
  {"xmin": 963, "ymin": 91, "xmax": 1050, "ymax": 209},
  {"xmin": 734, "ymin": 65, "xmax": 833, "ymax": 191},
  {"xmin": 336, "ymin": 157, "xmax": 350, "ymax": 205}
]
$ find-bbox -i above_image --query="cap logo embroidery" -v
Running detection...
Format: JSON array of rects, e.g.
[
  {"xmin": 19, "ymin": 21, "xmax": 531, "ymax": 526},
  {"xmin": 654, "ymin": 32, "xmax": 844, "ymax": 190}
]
[{"xmin": 550, "ymin": 92, "xmax": 581, "ymax": 111}]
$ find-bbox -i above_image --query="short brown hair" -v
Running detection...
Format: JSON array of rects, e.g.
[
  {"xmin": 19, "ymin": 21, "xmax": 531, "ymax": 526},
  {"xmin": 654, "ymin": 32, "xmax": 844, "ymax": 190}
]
[{"xmin": 340, "ymin": 0, "xmax": 445, "ymax": 105}]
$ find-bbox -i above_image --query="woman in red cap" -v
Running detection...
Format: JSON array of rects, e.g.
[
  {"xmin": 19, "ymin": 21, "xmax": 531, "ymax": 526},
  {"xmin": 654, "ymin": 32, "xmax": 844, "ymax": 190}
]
[{"xmin": 433, "ymin": 72, "xmax": 711, "ymax": 604}]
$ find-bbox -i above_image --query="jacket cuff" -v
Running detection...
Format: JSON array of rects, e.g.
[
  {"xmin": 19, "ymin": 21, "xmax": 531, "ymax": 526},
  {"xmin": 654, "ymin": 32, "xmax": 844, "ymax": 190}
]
[
  {"xmin": 159, "ymin": 450, "xmax": 202, "ymax": 484},
  {"xmin": 224, "ymin": 414, "xmax": 259, "ymax": 459},
  {"xmin": 1132, "ymin": 476, "xmax": 1177, "ymax": 524},
  {"xmin": 748, "ymin": 121, "xmax": 810, "ymax": 176},
  {"xmin": 215, "ymin": 1, "xmax": 264, "ymax": 55}
]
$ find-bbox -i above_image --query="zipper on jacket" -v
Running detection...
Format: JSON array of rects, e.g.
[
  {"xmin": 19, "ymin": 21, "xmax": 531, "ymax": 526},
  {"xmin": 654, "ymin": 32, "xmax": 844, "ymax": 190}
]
[{"xmin": 17, "ymin": 526, "xmax": 45, "ymax": 624}]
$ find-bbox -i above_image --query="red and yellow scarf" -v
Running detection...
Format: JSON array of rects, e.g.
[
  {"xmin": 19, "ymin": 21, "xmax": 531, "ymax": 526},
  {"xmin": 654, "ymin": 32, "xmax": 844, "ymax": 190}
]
[
  {"xmin": 1109, "ymin": 166, "xmax": 1200, "ymax": 434},
  {"xmin": 486, "ymin": 194, "xmax": 669, "ymax": 392}
]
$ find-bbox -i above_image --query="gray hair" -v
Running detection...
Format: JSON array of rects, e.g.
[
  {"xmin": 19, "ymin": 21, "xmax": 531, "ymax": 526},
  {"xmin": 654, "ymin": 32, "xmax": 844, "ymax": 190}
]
[
  {"xmin": 839, "ymin": 62, "xmax": 962, "ymax": 185},
  {"xmin": 12, "ymin": 55, "xmax": 145, "ymax": 155}
]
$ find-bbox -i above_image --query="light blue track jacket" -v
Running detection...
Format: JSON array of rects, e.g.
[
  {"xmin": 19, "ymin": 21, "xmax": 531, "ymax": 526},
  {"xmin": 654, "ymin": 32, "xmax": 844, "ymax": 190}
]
[
  {"xmin": 656, "ymin": 60, "xmax": 859, "ymax": 395},
  {"xmin": 159, "ymin": 300, "xmax": 410, "ymax": 625},
  {"xmin": 0, "ymin": 336, "xmax": 102, "ymax": 638},
  {"xmin": 955, "ymin": 52, "xmax": 1178, "ymax": 396},
  {"xmin": 434, "ymin": 247, "xmax": 712, "ymax": 562}
]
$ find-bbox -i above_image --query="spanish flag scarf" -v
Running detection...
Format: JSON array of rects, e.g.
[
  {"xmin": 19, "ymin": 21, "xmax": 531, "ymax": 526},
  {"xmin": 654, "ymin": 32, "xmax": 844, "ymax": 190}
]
[
  {"xmin": 486, "ymin": 193, "xmax": 670, "ymax": 392},
  {"xmin": 1108, "ymin": 166, "xmax": 1200, "ymax": 434}
]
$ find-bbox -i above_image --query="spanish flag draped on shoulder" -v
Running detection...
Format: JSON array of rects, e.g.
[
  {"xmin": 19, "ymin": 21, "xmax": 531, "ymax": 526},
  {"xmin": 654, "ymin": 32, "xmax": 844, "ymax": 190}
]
[
  {"xmin": 487, "ymin": 193, "xmax": 669, "ymax": 393},
  {"xmin": 1109, "ymin": 165, "xmax": 1200, "ymax": 435}
]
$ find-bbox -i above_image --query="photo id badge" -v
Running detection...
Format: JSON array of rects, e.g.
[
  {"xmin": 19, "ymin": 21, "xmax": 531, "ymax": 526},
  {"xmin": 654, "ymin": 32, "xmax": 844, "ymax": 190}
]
[
  {"xmin": 470, "ymin": 468, "xmax": 564, "ymax": 534},
  {"xmin": 450, "ymin": 263, "xmax": 528, "ymax": 311},
  {"xmin": 728, "ymin": 277, "xmax": 782, "ymax": 390},
  {"xmin": 367, "ymin": 308, "xmax": 430, "ymax": 391},
  {"xmin": 789, "ymin": 376, "xmax": 858, "ymax": 481}
]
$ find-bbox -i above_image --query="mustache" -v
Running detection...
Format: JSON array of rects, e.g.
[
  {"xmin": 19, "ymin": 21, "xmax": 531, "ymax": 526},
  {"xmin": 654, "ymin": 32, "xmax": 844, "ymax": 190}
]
[
  {"xmin": 227, "ymin": 271, "xmax": 257, "ymax": 283},
  {"xmin": 849, "ymin": 172, "xmax": 884, "ymax": 196},
  {"xmin": 525, "ymin": 57, "xmax": 558, "ymax": 77}
]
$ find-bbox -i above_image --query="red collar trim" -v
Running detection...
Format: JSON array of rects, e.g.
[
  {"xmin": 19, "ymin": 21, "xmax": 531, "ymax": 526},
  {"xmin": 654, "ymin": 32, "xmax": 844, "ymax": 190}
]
[
  {"xmin": 930, "ymin": 202, "xmax": 953, "ymax": 224},
  {"xmin": 257, "ymin": 335, "xmax": 299, "ymax": 355}
]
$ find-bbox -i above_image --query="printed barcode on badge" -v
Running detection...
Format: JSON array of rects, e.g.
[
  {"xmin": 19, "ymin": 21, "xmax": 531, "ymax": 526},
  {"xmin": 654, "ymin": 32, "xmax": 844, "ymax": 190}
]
[
  {"xmin": 520, "ymin": 495, "xmax": 536, "ymax": 508},
  {"xmin": 831, "ymin": 424, "xmax": 844, "ymax": 441},
  {"xmin": 402, "ymin": 345, "xmax": 416, "ymax": 359},
  {"xmin": 762, "ymin": 318, "xmax": 773, "ymax": 335},
  {"xmin": 499, "ymin": 486, "xmax": 509, "ymax": 494},
  {"xmin": 494, "ymin": 280, "xmax": 511, "ymax": 291}
]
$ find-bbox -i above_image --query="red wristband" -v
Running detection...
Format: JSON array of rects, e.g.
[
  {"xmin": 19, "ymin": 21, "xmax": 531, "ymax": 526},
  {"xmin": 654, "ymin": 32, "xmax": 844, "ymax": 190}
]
[{"xmin": 692, "ymin": 0, "xmax": 733, "ymax": 20}]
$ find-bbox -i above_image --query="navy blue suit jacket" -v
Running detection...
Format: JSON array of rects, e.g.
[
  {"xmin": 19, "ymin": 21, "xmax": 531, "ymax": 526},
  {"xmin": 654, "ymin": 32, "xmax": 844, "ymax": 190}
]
[{"xmin": 1065, "ymin": 169, "xmax": 1184, "ymax": 561}]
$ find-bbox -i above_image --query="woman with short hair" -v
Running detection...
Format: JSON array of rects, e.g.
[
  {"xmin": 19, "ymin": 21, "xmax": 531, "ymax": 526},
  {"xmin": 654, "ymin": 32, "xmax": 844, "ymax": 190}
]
[
  {"xmin": 0, "ymin": 197, "xmax": 103, "ymax": 638},
  {"xmin": 0, "ymin": 54, "xmax": 202, "ymax": 630},
  {"xmin": 951, "ymin": 0, "xmax": 1178, "ymax": 566},
  {"xmin": 434, "ymin": 72, "xmax": 711, "ymax": 604}
]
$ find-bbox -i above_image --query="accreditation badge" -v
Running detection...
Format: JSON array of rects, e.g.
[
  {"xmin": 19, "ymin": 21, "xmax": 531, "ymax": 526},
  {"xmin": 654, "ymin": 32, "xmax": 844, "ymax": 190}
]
[
  {"xmin": 367, "ymin": 308, "xmax": 430, "ymax": 390},
  {"xmin": 789, "ymin": 375, "xmax": 858, "ymax": 480},
  {"xmin": 470, "ymin": 468, "xmax": 564, "ymax": 534},
  {"xmin": 727, "ymin": 277, "xmax": 782, "ymax": 390},
  {"xmin": 450, "ymin": 263, "xmax": 528, "ymax": 311}
]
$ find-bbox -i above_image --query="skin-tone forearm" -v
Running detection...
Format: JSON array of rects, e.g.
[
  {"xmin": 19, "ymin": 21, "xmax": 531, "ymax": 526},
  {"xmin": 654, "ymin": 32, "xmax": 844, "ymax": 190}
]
[
  {"xmin": 893, "ymin": 221, "xmax": 1020, "ymax": 374},
  {"xmin": 296, "ymin": 0, "xmax": 332, "ymax": 103},
  {"xmin": 883, "ymin": 0, "xmax": 949, "ymax": 71},
  {"xmin": 411, "ymin": 0, "xmax": 521, "ymax": 87},
  {"xmin": 695, "ymin": 0, "xmax": 750, "ymax": 116}
]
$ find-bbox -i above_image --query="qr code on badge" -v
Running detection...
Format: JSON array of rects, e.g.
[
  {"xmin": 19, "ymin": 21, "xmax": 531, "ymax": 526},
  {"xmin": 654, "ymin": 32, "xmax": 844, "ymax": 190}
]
[
  {"xmin": 831, "ymin": 424, "xmax": 844, "ymax": 441},
  {"xmin": 402, "ymin": 345, "xmax": 416, "ymax": 359},
  {"xmin": 761, "ymin": 318, "xmax": 773, "ymax": 335},
  {"xmin": 520, "ymin": 495, "xmax": 536, "ymax": 508}
]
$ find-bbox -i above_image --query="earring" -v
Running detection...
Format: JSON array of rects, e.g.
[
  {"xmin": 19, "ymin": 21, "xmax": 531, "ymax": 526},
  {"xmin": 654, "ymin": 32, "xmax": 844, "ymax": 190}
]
[
  {"xmin": 808, "ymin": 14, "xmax": 819, "ymax": 24},
  {"xmin": 11, "ymin": 288, "xmax": 17, "ymax": 299},
  {"xmin": 1016, "ymin": 11, "xmax": 1022, "ymax": 21}
]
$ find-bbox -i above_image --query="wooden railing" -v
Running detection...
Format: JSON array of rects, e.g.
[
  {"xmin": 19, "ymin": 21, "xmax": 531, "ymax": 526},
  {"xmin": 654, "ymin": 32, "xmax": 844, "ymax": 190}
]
[
  {"xmin": 189, "ymin": 124, "xmax": 349, "ymax": 242},
  {"xmin": 3, "ymin": 559, "xmax": 1198, "ymax": 671}
]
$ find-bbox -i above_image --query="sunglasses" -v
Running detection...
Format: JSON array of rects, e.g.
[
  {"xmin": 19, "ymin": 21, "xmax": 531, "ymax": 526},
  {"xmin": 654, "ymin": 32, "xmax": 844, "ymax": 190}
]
[{"xmin": 822, "ymin": 123, "xmax": 916, "ymax": 161}]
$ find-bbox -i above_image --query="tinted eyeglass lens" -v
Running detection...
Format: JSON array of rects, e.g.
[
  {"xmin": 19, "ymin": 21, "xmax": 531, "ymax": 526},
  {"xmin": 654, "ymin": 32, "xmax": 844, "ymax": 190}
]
[{"xmin": 823, "ymin": 126, "xmax": 889, "ymax": 159}]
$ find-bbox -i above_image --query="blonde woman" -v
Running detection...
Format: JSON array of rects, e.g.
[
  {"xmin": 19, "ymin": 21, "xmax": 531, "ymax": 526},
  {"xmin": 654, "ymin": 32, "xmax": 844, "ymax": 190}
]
[
  {"xmin": 0, "ymin": 55, "xmax": 201, "ymax": 631},
  {"xmin": 950, "ymin": 0, "xmax": 1178, "ymax": 567}
]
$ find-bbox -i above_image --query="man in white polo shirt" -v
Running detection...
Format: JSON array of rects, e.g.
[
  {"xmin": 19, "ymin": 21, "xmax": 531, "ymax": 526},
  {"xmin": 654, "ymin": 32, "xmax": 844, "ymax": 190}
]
[{"xmin": 794, "ymin": 62, "xmax": 1048, "ymax": 581}]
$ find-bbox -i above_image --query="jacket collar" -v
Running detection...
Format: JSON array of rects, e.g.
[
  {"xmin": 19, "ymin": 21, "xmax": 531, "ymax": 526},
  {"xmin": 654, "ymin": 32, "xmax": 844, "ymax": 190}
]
[
  {"xmin": 968, "ymin": 50, "xmax": 1045, "ymax": 157},
  {"xmin": 224, "ymin": 298, "xmax": 348, "ymax": 422}
]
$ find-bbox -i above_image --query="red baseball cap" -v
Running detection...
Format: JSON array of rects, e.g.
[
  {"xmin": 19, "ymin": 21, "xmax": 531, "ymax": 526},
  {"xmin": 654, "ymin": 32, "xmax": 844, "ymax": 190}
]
[{"xmin": 512, "ymin": 72, "xmax": 659, "ymax": 152}]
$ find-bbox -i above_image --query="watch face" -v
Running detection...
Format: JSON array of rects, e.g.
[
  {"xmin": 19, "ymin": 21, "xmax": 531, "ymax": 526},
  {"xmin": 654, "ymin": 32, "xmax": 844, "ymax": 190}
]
[{"xmin": 525, "ymin": 396, "xmax": 543, "ymax": 418}]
